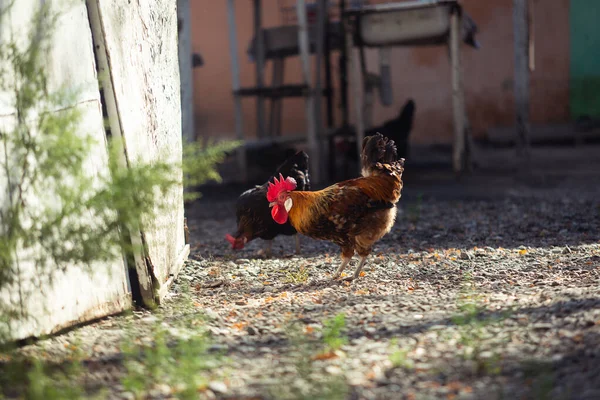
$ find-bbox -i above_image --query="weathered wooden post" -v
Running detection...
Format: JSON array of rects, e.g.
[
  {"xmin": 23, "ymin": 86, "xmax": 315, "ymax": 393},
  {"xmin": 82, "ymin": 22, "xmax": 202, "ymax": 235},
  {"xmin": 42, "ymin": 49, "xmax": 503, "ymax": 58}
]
[
  {"xmin": 513, "ymin": 0, "xmax": 532, "ymax": 164},
  {"xmin": 450, "ymin": 5, "xmax": 466, "ymax": 174},
  {"xmin": 226, "ymin": 0, "xmax": 247, "ymax": 182}
]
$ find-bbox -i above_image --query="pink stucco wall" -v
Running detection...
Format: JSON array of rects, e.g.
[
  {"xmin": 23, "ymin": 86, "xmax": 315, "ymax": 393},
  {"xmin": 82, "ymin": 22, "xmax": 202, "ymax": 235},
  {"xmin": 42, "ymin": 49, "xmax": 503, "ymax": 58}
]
[{"xmin": 190, "ymin": 0, "xmax": 570, "ymax": 144}]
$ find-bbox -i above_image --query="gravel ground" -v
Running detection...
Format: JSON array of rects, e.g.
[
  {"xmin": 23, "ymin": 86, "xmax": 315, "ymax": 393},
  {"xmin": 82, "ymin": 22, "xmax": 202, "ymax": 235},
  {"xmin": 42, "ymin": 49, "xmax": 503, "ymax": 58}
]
[{"xmin": 5, "ymin": 179, "xmax": 600, "ymax": 400}]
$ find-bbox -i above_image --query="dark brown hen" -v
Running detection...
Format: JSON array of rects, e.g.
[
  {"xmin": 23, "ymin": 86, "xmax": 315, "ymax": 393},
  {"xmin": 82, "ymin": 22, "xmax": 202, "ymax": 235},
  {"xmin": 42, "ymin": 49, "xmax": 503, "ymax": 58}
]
[{"xmin": 226, "ymin": 151, "xmax": 310, "ymax": 256}]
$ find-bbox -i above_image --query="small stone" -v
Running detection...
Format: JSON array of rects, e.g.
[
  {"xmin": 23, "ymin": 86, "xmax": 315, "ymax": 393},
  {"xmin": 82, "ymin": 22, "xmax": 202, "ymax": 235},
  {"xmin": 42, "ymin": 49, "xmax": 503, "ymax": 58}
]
[
  {"xmin": 204, "ymin": 308, "xmax": 220, "ymax": 320},
  {"xmin": 325, "ymin": 365, "xmax": 343, "ymax": 375},
  {"xmin": 346, "ymin": 371, "xmax": 366, "ymax": 386},
  {"xmin": 120, "ymin": 392, "xmax": 135, "ymax": 400},
  {"xmin": 236, "ymin": 258, "xmax": 250, "ymax": 264},
  {"xmin": 247, "ymin": 326, "xmax": 257, "ymax": 335},
  {"xmin": 479, "ymin": 351, "xmax": 494, "ymax": 359},
  {"xmin": 365, "ymin": 327, "xmax": 377, "ymax": 335},
  {"xmin": 208, "ymin": 381, "xmax": 228, "ymax": 394},
  {"xmin": 208, "ymin": 344, "xmax": 228, "ymax": 352},
  {"xmin": 414, "ymin": 347, "xmax": 426, "ymax": 357},
  {"xmin": 250, "ymin": 285, "xmax": 264, "ymax": 293},
  {"xmin": 414, "ymin": 362, "xmax": 432, "ymax": 370}
]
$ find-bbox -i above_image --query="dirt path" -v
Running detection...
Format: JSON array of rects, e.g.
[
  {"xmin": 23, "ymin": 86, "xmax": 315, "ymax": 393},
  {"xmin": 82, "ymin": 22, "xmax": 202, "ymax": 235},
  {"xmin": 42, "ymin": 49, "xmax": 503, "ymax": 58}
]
[{"xmin": 3, "ymin": 188, "xmax": 600, "ymax": 400}]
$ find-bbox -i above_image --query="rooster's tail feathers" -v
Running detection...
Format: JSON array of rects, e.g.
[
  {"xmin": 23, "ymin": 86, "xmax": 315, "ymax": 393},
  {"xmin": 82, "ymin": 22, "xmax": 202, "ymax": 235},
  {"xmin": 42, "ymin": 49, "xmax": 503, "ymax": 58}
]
[
  {"xmin": 360, "ymin": 133, "xmax": 402, "ymax": 177},
  {"xmin": 374, "ymin": 159, "xmax": 405, "ymax": 178}
]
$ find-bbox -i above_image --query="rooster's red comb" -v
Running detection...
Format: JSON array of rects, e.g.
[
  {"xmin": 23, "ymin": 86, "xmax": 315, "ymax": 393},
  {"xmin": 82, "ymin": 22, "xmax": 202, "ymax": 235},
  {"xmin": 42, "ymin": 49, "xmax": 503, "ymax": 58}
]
[{"xmin": 267, "ymin": 174, "xmax": 297, "ymax": 202}]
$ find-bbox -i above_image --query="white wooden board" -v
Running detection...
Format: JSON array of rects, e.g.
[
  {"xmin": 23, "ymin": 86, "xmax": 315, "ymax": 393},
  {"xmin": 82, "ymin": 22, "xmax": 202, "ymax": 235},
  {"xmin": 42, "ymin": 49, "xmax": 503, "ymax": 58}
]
[
  {"xmin": 0, "ymin": 1, "xmax": 131, "ymax": 340},
  {"xmin": 93, "ymin": 0, "xmax": 187, "ymax": 298}
]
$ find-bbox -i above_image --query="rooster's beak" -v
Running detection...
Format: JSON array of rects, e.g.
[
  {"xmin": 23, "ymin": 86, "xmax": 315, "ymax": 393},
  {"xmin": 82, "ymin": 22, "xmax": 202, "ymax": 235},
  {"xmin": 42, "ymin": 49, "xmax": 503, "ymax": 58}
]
[{"xmin": 269, "ymin": 201, "xmax": 276, "ymax": 208}]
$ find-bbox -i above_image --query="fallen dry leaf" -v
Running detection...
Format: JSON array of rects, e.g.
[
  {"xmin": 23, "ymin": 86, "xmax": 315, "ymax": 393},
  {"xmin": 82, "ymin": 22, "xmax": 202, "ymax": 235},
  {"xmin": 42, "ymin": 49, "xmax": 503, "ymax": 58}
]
[
  {"xmin": 232, "ymin": 322, "xmax": 247, "ymax": 330},
  {"xmin": 312, "ymin": 351, "xmax": 338, "ymax": 361}
]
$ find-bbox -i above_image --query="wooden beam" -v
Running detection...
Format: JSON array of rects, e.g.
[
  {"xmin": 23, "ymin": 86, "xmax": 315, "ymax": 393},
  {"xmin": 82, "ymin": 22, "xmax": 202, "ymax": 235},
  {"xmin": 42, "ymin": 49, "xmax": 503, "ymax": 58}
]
[
  {"xmin": 339, "ymin": 0, "xmax": 349, "ymax": 126},
  {"xmin": 177, "ymin": 0, "xmax": 194, "ymax": 144},
  {"xmin": 253, "ymin": 0, "xmax": 266, "ymax": 138},
  {"xmin": 346, "ymin": 16, "xmax": 365, "ymax": 177},
  {"xmin": 226, "ymin": 0, "xmax": 247, "ymax": 182},
  {"xmin": 156, "ymin": 244, "xmax": 190, "ymax": 304},
  {"xmin": 450, "ymin": 7, "xmax": 466, "ymax": 174},
  {"xmin": 86, "ymin": 0, "xmax": 157, "ymax": 308},
  {"xmin": 296, "ymin": 0, "xmax": 321, "ymax": 183},
  {"xmin": 513, "ymin": 0, "xmax": 531, "ymax": 162},
  {"xmin": 314, "ymin": 0, "xmax": 327, "ymax": 180}
]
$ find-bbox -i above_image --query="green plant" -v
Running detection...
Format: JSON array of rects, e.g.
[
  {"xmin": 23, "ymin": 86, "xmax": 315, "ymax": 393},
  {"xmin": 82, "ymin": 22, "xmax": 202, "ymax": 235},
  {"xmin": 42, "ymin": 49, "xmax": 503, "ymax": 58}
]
[
  {"xmin": 121, "ymin": 325, "xmax": 219, "ymax": 399},
  {"xmin": 269, "ymin": 320, "xmax": 348, "ymax": 400},
  {"xmin": 182, "ymin": 139, "xmax": 241, "ymax": 202},
  {"xmin": 322, "ymin": 313, "xmax": 348, "ymax": 352},
  {"xmin": 406, "ymin": 192, "xmax": 423, "ymax": 224},
  {"xmin": 0, "ymin": 337, "xmax": 102, "ymax": 400},
  {"xmin": 283, "ymin": 265, "xmax": 309, "ymax": 284},
  {"xmin": 389, "ymin": 339, "xmax": 414, "ymax": 370},
  {"xmin": 449, "ymin": 273, "xmax": 510, "ymax": 376}
]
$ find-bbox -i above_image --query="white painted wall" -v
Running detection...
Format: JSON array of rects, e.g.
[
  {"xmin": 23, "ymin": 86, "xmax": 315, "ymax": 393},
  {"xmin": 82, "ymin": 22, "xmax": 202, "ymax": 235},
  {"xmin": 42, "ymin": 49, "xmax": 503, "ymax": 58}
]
[
  {"xmin": 0, "ymin": 0, "xmax": 188, "ymax": 340},
  {"xmin": 0, "ymin": 0, "xmax": 130, "ymax": 340}
]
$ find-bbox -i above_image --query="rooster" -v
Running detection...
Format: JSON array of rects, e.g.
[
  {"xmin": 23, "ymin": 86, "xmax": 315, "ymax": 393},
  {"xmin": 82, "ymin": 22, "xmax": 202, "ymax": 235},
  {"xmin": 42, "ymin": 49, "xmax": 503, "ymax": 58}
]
[
  {"xmin": 225, "ymin": 151, "xmax": 310, "ymax": 257},
  {"xmin": 267, "ymin": 134, "xmax": 404, "ymax": 280}
]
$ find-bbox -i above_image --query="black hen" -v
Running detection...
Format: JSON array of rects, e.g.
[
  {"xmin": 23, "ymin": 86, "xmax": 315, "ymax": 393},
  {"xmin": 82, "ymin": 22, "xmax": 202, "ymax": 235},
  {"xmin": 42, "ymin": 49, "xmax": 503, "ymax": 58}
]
[
  {"xmin": 330, "ymin": 99, "xmax": 415, "ymax": 180},
  {"xmin": 367, "ymin": 99, "xmax": 415, "ymax": 158},
  {"xmin": 226, "ymin": 151, "xmax": 310, "ymax": 256}
]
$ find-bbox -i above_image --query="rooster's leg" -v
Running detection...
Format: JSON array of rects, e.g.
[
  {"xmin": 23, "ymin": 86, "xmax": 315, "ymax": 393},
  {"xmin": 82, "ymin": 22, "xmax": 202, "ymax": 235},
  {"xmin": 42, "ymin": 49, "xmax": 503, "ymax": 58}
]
[
  {"xmin": 257, "ymin": 240, "xmax": 273, "ymax": 258},
  {"xmin": 332, "ymin": 257, "xmax": 351, "ymax": 280},
  {"xmin": 265, "ymin": 240, "xmax": 273, "ymax": 257},
  {"xmin": 352, "ymin": 256, "xmax": 369, "ymax": 279},
  {"xmin": 332, "ymin": 247, "xmax": 355, "ymax": 280},
  {"xmin": 295, "ymin": 235, "xmax": 301, "ymax": 254}
]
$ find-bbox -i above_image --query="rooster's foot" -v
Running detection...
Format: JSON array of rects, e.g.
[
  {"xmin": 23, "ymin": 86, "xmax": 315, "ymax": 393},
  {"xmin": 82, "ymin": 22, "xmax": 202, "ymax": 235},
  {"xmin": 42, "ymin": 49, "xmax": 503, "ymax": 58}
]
[
  {"xmin": 294, "ymin": 235, "xmax": 301, "ymax": 255},
  {"xmin": 256, "ymin": 240, "xmax": 273, "ymax": 258}
]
